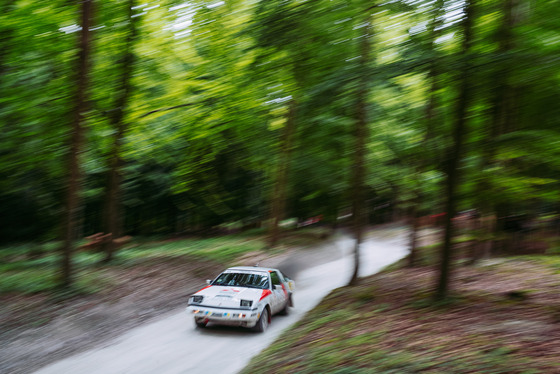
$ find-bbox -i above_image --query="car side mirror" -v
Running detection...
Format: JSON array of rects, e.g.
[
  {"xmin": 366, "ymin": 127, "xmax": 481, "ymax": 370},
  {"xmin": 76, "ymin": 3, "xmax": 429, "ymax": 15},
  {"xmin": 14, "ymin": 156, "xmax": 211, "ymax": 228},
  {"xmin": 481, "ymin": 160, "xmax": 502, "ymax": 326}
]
[{"xmin": 206, "ymin": 279, "xmax": 212, "ymax": 285}]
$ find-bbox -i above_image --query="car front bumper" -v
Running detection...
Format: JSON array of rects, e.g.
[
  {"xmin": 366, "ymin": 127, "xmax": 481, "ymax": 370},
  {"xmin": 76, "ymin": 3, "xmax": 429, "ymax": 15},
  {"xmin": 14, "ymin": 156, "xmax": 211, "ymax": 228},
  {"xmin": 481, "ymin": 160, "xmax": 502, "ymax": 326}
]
[{"xmin": 186, "ymin": 305, "xmax": 260, "ymax": 327}]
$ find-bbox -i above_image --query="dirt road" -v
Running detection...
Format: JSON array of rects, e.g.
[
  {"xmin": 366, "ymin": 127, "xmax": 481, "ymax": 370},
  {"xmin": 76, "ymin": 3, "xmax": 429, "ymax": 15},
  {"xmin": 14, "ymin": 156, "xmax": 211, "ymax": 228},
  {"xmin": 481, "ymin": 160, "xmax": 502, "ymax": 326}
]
[{"xmin": 33, "ymin": 227, "xmax": 409, "ymax": 374}]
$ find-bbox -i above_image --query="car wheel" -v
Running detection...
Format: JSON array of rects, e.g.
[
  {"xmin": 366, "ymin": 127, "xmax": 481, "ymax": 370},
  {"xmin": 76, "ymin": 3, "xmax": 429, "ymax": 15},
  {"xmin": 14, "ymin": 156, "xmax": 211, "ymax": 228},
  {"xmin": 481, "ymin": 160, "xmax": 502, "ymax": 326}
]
[
  {"xmin": 253, "ymin": 308, "xmax": 269, "ymax": 333},
  {"xmin": 195, "ymin": 319, "xmax": 207, "ymax": 328}
]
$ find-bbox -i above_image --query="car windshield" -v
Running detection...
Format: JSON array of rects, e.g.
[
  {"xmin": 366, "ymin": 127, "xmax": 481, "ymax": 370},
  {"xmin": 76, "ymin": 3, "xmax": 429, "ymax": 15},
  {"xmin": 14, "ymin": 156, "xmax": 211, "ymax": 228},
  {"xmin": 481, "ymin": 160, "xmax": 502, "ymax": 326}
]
[{"xmin": 212, "ymin": 272, "xmax": 269, "ymax": 289}]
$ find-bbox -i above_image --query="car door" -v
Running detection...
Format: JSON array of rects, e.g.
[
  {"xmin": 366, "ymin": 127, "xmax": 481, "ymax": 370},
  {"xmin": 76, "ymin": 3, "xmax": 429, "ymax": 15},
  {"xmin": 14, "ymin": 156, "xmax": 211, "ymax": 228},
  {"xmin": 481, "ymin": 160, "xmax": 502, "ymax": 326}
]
[
  {"xmin": 278, "ymin": 271, "xmax": 294, "ymax": 293},
  {"xmin": 269, "ymin": 271, "xmax": 287, "ymax": 314}
]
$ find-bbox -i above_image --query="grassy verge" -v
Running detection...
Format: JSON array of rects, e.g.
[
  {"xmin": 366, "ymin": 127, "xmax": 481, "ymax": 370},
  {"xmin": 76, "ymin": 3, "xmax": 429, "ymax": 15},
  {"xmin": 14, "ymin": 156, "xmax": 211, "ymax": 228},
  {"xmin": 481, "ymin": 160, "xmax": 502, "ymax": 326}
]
[
  {"xmin": 0, "ymin": 227, "xmax": 330, "ymax": 296},
  {"xmin": 243, "ymin": 254, "xmax": 560, "ymax": 374}
]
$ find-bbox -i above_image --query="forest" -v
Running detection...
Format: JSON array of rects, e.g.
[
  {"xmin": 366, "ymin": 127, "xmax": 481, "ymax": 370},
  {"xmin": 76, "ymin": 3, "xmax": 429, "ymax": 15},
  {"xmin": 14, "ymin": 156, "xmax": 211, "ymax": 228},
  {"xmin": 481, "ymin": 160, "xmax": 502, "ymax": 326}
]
[{"xmin": 1, "ymin": 0, "xmax": 559, "ymax": 296}]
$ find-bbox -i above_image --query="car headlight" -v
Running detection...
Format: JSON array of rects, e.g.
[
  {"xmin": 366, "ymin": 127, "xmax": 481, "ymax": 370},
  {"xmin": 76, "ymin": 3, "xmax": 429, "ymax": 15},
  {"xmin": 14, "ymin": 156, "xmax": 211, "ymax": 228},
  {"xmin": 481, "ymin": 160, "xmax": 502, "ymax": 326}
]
[
  {"xmin": 191, "ymin": 295, "xmax": 203, "ymax": 304},
  {"xmin": 240, "ymin": 299, "xmax": 253, "ymax": 308}
]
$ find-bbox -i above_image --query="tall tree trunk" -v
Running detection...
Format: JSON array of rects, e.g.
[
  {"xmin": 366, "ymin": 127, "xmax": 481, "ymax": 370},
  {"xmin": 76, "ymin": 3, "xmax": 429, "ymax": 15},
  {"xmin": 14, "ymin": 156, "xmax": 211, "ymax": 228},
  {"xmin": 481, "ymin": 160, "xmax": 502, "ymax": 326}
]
[
  {"xmin": 408, "ymin": 0, "xmax": 445, "ymax": 267},
  {"xmin": 60, "ymin": 0, "xmax": 93, "ymax": 287},
  {"xmin": 348, "ymin": 11, "xmax": 372, "ymax": 286},
  {"xmin": 435, "ymin": 0, "xmax": 475, "ymax": 300},
  {"xmin": 268, "ymin": 99, "xmax": 296, "ymax": 248},
  {"xmin": 490, "ymin": 0, "xmax": 526, "ymax": 255},
  {"xmin": 102, "ymin": 0, "xmax": 140, "ymax": 263}
]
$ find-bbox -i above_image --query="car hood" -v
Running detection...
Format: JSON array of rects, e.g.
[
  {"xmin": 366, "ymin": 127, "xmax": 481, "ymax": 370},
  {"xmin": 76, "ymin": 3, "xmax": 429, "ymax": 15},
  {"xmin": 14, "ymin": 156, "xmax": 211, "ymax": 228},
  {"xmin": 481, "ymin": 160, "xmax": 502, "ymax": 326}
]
[{"xmin": 194, "ymin": 286, "xmax": 264, "ymax": 308}]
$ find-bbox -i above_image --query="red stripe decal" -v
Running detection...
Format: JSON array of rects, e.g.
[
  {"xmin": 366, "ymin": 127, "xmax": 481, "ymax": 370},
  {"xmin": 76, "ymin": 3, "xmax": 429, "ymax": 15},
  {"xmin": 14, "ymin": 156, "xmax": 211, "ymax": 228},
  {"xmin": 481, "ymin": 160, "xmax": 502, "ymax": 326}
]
[
  {"xmin": 196, "ymin": 285, "xmax": 211, "ymax": 293},
  {"xmin": 260, "ymin": 289, "xmax": 272, "ymax": 301},
  {"xmin": 281, "ymin": 283, "xmax": 288, "ymax": 297}
]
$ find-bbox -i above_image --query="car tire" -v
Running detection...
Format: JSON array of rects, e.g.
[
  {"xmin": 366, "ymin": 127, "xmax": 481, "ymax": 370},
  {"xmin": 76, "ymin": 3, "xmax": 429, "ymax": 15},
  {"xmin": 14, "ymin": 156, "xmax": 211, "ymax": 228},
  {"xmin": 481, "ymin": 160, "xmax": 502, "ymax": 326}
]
[
  {"xmin": 253, "ymin": 308, "xmax": 269, "ymax": 333},
  {"xmin": 195, "ymin": 319, "xmax": 207, "ymax": 328}
]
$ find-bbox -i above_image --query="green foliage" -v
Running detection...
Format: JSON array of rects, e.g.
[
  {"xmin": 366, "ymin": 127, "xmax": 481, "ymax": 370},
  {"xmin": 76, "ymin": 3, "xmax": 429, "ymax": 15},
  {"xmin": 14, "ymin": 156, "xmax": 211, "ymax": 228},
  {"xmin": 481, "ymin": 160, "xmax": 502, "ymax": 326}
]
[
  {"xmin": 0, "ymin": 268, "xmax": 57, "ymax": 294},
  {"xmin": 0, "ymin": 232, "xmax": 267, "ymax": 294},
  {"xmin": 1, "ymin": 0, "xmax": 559, "ymax": 296}
]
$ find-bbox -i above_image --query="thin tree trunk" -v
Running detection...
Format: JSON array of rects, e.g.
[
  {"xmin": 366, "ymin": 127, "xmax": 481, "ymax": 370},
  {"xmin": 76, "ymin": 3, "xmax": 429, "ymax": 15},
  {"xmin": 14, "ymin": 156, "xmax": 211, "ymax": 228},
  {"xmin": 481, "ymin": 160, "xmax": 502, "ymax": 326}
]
[
  {"xmin": 268, "ymin": 99, "xmax": 296, "ymax": 248},
  {"xmin": 408, "ymin": 0, "xmax": 445, "ymax": 267},
  {"xmin": 348, "ymin": 11, "xmax": 372, "ymax": 286},
  {"xmin": 60, "ymin": 0, "xmax": 93, "ymax": 287},
  {"xmin": 435, "ymin": 0, "xmax": 475, "ymax": 300},
  {"xmin": 102, "ymin": 0, "xmax": 140, "ymax": 263}
]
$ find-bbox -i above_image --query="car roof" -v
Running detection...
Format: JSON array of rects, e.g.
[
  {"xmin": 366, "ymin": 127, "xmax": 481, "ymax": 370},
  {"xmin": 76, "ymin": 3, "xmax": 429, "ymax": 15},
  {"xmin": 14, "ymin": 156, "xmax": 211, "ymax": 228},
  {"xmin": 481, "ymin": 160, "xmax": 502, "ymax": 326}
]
[{"xmin": 225, "ymin": 266, "xmax": 280, "ymax": 273}]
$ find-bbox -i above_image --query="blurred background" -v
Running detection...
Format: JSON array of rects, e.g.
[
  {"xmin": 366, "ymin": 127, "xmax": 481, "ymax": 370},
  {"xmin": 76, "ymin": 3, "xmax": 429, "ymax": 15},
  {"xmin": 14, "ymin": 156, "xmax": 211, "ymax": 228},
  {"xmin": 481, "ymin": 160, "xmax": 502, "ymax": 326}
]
[
  {"xmin": 0, "ymin": 0, "xmax": 559, "ymax": 279},
  {"xmin": 3, "ymin": 1, "xmax": 560, "ymax": 373}
]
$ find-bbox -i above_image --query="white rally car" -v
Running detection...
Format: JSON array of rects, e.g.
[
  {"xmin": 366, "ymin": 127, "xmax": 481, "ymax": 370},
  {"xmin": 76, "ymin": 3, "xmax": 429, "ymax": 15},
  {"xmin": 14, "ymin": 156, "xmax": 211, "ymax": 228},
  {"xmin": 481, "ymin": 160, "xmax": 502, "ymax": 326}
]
[{"xmin": 186, "ymin": 266, "xmax": 295, "ymax": 332}]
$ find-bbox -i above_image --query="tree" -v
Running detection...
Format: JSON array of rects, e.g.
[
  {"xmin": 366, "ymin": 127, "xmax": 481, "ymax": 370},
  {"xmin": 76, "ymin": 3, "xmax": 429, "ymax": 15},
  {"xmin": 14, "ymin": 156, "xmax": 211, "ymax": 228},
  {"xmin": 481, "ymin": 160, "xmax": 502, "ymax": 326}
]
[
  {"xmin": 250, "ymin": 0, "xmax": 308, "ymax": 247},
  {"xmin": 348, "ymin": 6, "xmax": 374, "ymax": 286},
  {"xmin": 406, "ymin": 0, "xmax": 446, "ymax": 268},
  {"xmin": 101, "ymin": 0, "xmax": 141, "ymax": 263},
  {"xmin": 268, "ymin": 99, "xmax": 296, "ymax": 247},
  {"xmin": 435, "ymin": 0, "xmax": 476, "ymax": 300},
  {"xmin": 61, "ymin": 0, "xmax": 94, "ymax": 287},
  {"xmin": 0, "ymin": 0, "xmax": 558, "ymax": 286}
]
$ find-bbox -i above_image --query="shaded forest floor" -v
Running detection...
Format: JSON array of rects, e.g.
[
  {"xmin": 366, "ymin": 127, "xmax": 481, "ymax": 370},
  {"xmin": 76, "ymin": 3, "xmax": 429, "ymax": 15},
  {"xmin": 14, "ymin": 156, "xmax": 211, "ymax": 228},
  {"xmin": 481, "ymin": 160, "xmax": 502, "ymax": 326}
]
[
  {"xmin": 0, "ymin": 229, "xmax": 332, "ymax": 374},
  {"xmin": 243, "ymin": 256, "xmax": 560, "ymax": 373}
]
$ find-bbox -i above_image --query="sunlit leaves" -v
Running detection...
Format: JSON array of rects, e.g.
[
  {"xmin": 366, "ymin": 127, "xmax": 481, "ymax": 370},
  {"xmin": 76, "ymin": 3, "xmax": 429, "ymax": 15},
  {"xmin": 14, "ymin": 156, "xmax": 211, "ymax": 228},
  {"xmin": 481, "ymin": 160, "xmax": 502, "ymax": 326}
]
[{"xmin": 1, "ymin": 0, "xmax": 560, "ymax": 241}]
